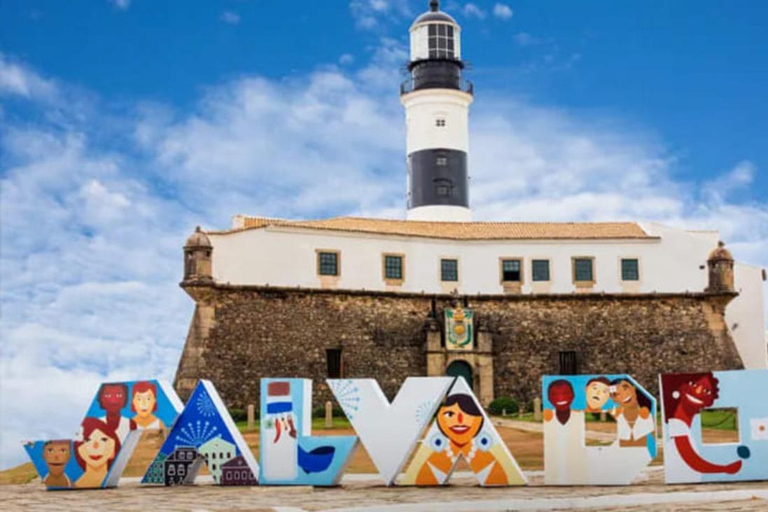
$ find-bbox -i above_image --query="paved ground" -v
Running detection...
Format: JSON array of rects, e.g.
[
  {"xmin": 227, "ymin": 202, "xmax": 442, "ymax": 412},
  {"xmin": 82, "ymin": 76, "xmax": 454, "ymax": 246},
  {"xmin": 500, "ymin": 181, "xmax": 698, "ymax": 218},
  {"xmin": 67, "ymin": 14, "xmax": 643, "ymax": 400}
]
[{"xmin": 4, "ymin": 470, "xmax": 768, "ymax": 511}]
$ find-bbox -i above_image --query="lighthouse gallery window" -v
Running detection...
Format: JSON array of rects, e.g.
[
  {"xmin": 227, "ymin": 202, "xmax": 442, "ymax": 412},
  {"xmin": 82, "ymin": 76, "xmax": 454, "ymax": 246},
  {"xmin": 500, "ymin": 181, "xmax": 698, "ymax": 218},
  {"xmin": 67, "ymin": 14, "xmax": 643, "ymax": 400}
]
[{"xmin": 428, "ymin": 24, "xmax": 455, "ymax": 59}]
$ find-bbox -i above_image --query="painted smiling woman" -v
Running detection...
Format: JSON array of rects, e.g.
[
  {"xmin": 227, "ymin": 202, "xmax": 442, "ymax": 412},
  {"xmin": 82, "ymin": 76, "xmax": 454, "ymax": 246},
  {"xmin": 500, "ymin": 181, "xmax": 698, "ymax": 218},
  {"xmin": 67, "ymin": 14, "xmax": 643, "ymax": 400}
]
[
  {"xmin": 74, "ymin": 418, "xmax": 121, "ymax": 488},
  {"xmin": 411, "ymin": 394, "xmax": 510, "ymax": 485}
]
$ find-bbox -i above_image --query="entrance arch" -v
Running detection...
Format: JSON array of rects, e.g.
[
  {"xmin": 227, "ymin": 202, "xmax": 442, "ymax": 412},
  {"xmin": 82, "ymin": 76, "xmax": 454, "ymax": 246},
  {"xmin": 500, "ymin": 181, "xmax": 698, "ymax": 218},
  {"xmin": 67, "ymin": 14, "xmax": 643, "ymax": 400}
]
[{"xmin": 446, "ymin": 360, "xmax": 474, "ymax": 390}]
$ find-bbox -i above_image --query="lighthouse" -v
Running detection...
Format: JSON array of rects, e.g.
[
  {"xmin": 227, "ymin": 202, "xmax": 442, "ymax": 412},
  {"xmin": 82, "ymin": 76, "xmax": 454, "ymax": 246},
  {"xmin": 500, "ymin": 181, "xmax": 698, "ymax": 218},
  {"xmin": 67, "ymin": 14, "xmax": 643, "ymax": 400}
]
[{"xmin": 401, "ymin": 0, "xmax": 473, "ymax": 222}]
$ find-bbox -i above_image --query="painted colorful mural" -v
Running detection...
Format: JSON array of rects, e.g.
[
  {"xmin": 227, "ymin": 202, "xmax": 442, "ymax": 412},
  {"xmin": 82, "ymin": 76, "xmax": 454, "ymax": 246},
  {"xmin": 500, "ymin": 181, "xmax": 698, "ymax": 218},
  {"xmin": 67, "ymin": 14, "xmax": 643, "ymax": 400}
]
[
  {"xmin": 401, "ymin": 376, "xmax": 526, "ymax": 486},
  {"xmin": 445, "ymin": 308, "xmax": 474, "ymax": 350},
  {"xmin": 141, "ymin": 380, "xmax": 259, "ymax": 486},
  {"xmin": 327, "ymin": 377, "xmax": 454, "ymax": 485},
  {"xmin": 24, "ymin": 380, "xmax": 183, "ymax": 490},
  {"xmin": 542, "ymin": 374, "xmax": 657, "ymax": 485},
  {"xmin": 259, "ymin": 379, "xmax": 357, "ymax": 486},
  {"xmin": 660, "ymin": 369, "xmax": 768, "ymax": 484}
]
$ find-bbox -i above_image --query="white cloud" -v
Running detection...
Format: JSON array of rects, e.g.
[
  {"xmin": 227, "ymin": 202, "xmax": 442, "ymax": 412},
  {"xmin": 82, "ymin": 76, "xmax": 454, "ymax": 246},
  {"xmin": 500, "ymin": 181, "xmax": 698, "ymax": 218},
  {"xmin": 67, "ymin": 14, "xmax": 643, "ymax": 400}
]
[
  {"xmin": 0, "ymin": 53, "xmax": 57, "ymax": 100},
  {"xmin": 220, "ymin": 11, "xmax": 241, "ymax": 25},
  {"xmin": 463, "ymin": 3, "xmax": 486, "ymax": 19},
  {"xmin": 110, "ymin": 0, "xmax": 131, "ymax": 11},
  {"xmin": 1, "ymin": 43, "xmax": 767, "ymax": 471},
  {"xmin": 349, "ymin": 0, "xmax": 412, "ymax": 30},
  {"xmin": 493, "ymin": 3, "xmax": 513, "ymax": 20},
  {"xmin": 339, "ymin": 53, "xmax": 355, "ymax": 66}
]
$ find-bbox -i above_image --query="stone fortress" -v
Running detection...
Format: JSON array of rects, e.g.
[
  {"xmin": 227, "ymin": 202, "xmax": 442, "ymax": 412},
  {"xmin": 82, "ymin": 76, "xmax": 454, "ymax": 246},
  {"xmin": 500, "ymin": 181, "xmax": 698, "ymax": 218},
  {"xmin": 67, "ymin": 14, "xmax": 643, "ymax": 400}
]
[{"xmin": 174, "ymin": 1, "xmax": 767, "ymax": 409}]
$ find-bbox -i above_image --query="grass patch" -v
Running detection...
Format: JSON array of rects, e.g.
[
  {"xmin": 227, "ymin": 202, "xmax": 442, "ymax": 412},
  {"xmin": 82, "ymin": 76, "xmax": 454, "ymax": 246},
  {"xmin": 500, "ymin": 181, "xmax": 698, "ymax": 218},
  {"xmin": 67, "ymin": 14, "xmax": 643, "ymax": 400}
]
[{"xmin": 0, "ymin": 463, "xmax": 38, "ymax": 485}]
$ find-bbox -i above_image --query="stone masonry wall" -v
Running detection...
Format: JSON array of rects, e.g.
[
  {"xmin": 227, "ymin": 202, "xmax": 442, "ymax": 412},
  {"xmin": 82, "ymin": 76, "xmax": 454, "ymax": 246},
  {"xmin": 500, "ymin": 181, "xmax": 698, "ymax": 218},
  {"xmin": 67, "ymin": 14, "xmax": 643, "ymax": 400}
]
[{"xmin": 174, "ymin": 284, "xmax": 742, "ymax": 410}]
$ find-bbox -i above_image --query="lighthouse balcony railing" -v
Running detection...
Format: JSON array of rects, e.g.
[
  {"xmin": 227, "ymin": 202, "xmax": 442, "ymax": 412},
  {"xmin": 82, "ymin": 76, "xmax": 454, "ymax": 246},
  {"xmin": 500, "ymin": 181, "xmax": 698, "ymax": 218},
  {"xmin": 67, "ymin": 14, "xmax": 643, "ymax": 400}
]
[{"xmin": 400, "ymin": 77, "xmax": 473, "ymax": 95}]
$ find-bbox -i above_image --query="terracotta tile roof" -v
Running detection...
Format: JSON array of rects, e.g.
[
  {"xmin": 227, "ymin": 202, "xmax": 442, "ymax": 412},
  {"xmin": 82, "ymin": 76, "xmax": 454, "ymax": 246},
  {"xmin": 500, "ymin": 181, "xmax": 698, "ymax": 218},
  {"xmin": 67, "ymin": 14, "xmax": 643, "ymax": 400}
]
[{"xmin": 211, "ymin": 216, "xmax": 655, "ymax": 241}]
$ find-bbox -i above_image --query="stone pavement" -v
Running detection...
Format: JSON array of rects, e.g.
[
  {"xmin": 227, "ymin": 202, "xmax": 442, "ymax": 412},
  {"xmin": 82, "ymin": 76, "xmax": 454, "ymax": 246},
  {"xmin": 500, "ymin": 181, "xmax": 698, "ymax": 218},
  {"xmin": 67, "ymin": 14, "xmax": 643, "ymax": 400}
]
[{"xmin": 3, "ymin": 470, "xmax": 768, "ymax": 511}]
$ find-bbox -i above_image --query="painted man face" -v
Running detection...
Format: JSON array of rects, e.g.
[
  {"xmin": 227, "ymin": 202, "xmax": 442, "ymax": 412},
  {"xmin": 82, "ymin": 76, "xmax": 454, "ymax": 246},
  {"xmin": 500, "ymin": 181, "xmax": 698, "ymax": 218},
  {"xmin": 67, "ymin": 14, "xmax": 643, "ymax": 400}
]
[
  {"xmin": 132, "ymin": 390, "xmax": 156, "ymax": 419},
  {"xmin": 437, "ymin": 403, "xmax": 483, "ymax": 446},
  {"xmin": 548, "ymin": 382, "xmax": 574, "ymax": 411},
  {"xmin": 678, "ymin": 376, "xmax": 716, "ymax": 414},
  {"xmin": 100, "ymin": 384, "xmax": 126, "ymax": 412},
  {"xmin": 586, "ymin": 381, "xmax": 610, "ymax": 410},
  {"xmin": 78, "ymin": 428, "xmax": 116, "ymax": 470},
  {"xmin": 43, "ymin": 441, "xmax": 71, "ymax": 471},
  {"xmin": 612, "ymin": 381, "xmax": 638, "ymax": 407}
]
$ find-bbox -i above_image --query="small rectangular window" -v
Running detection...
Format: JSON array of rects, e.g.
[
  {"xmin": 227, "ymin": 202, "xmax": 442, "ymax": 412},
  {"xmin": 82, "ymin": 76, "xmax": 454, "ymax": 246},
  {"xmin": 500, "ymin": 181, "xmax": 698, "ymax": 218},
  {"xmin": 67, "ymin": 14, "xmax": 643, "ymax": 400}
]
[
  {"xmin": 327, "ymin": 348, "xmax": 343, "ymax": 378},
  {"xmin": 436, "ymin": 156, "xmax": 448, "ymax": 166},
  {"xmin": 621, "ymin": 258, "xmax": 639, "ymax": 281},
  {"xmin": 435, "ymin": 118, "xmax": 446, "ymax": 127},
  {"xmin": 559, "ymin": 351, "xmax": 578, "ymax": 375},
  {"xmin": 574, "ymin": 258, "xmax": 594, "ymax": 282},
  {"xmin": 532, "ymin": 259, "xmax": 550, "ymax": 282},
  {"xmin": 384, "ymin": 254, "xmax": 403, "ymax": 280},
  {"xmin": 441, "ymin": 259, "xmax": 459, "ymax": 282},
  {"xmin": 501, "ymin": 259, "xmax": 521, "ymax": 282},
  {"xmin": 318, "ymin": 251, "xmax": 339, "ymax": 276}
]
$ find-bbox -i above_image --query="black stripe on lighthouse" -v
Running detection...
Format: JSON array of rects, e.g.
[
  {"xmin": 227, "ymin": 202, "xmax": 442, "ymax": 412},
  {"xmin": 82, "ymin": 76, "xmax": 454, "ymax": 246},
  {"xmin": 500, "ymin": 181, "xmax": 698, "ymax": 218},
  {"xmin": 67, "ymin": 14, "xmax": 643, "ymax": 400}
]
[{"xmin": 407, "ymin": 148, "xmax": 469, "ymax": 209}]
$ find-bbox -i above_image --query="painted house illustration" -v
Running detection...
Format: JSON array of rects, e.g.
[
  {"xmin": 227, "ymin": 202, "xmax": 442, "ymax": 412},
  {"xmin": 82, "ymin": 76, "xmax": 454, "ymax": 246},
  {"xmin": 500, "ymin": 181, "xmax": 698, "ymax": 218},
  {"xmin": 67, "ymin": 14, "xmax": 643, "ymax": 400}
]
[
  {"xmin": 198, "ymin": 437, "xmax": 236, "ymax": 483},
  {"xmin": 220, "ymin": 455, "xmax": 259, "ymax": 486},
  {"xmin": 164, "ymin": 446, "xmax": 200, "ymax": 486}
]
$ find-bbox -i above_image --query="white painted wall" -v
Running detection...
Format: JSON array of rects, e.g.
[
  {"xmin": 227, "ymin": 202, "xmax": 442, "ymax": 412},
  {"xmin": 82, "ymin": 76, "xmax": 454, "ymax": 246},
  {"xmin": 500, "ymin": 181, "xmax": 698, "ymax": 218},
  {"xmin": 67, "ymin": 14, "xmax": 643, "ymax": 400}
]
[
  {"xmin": 728, "ymin": 263, "xmax": 768, "ymax": 369},
  {"xmin": 207, "ymin": 221, "xmax": 767, "ymax": 370},
  {"xmin": 406, "ymin": 205, "xmax": 472, "ymax": 222},
  {"xmin": 402, "ymin": 89, "xmax": 472, "ymax": 154}
]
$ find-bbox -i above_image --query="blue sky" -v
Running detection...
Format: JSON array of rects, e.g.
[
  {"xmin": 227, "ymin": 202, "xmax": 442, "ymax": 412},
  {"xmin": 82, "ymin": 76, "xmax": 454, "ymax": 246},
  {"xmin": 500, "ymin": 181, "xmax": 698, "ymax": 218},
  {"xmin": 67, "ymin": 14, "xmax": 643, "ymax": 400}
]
[{"xmin": 1, "ymin": 0, "xmax": 766, "ymax": 469}]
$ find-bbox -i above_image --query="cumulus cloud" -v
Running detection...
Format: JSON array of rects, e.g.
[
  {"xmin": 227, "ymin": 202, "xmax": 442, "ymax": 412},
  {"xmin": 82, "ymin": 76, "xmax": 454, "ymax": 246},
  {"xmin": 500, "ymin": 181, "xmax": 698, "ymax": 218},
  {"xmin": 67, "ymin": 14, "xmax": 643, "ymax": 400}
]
[
  {"xmin": 493, "ymin": 3, "xmax": 513, "ymax": 20},
  {"xmin": 349, "ymin": 0, "xmax": 412, "ymax": 30},
  {"xmin": 462, "ymin": 3, "xmax": 487, "ymax": 20},
  {"xmin": 220, "ymin": 11, "xmax": 241, "ymax": 25},
  {"xmin": 1, "ymin": 42, "xmax": 767, "ymax": 470},
  {"xmin": 0, "ymin": 53, "xmax": 57, "ymax": 100}
]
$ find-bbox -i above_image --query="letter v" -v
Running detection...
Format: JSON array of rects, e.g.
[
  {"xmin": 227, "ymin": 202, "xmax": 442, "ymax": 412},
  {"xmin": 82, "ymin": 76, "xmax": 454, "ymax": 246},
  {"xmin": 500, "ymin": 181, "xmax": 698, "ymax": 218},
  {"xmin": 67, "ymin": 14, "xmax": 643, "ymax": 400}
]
[{"xmin": 328, "ymin": 377, "xmax": 453, "ymax": 485}]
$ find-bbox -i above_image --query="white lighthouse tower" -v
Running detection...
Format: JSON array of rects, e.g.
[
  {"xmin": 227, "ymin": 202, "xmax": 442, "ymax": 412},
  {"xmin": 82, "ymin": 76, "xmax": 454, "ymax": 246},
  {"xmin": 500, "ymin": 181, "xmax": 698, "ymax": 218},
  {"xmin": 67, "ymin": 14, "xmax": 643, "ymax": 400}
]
[{"xmin": 402, "ymin": 0, "xmax": 474, "ymax": 222}]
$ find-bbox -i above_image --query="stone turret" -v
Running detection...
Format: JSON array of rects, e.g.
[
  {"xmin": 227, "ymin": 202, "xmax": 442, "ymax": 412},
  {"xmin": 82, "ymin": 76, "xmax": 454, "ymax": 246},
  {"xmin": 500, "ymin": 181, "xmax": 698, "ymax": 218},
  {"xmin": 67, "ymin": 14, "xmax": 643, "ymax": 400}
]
[
  {"xmin": 183, "ymin": 226, "xmax": 213, "ymax": 282},
  {"xmin": 706, "ymin": 241, "xmax": 735, "ymax": 293}
]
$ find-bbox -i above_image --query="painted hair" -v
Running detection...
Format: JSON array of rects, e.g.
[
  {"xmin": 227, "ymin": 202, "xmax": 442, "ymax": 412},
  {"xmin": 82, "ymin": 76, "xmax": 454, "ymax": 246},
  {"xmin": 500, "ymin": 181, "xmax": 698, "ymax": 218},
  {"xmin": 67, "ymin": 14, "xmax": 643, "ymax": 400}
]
[
  {"xmin": 97, "ymin": 383, "xmax": 129, "ymax": 410},
  {"xmin": 609, "ymin": 378, "xmax": 653, "ymax": 411},
  {"xmin": 131, "ymin": 381, "xmax": 158, "ymax": 413},
  {"xmin": 586, "ymin": 377, "xmax": 610, "ymax": 388},
  {"xmin": 439, "ymin": 393, "xmax": 485, "ymax": 435},
  {"xmin": 74, "ymin": 417, "xmax": 121, "ymax": 471},
  {"xmin": 661, "ymin": 372, "xmax": 719, "ymax": 423}
]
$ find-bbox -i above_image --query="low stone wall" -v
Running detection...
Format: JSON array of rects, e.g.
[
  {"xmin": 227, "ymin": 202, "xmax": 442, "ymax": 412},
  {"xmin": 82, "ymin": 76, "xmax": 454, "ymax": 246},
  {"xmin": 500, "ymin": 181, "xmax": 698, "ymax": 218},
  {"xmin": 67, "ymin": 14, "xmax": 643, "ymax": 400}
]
[{"xmin": 174, "ymin": 283, "xmax": 742, "ymax": 409}]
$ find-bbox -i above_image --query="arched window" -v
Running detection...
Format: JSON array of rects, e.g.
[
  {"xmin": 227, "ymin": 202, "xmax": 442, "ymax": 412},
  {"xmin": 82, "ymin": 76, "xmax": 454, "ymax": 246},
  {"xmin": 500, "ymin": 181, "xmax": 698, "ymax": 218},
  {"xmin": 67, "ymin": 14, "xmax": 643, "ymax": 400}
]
[{"xmin": 428, "ymin": 24, "xmax": 455, "ymax": 59}]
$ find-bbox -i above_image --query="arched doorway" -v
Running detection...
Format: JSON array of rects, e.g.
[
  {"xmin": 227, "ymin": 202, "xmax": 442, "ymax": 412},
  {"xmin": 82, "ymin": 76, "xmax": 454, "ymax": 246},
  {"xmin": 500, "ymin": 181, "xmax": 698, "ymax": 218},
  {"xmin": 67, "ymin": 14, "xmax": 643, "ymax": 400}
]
[{"xmin": 446, "ymin": 360, "xmax": 473, "ymax": 390}]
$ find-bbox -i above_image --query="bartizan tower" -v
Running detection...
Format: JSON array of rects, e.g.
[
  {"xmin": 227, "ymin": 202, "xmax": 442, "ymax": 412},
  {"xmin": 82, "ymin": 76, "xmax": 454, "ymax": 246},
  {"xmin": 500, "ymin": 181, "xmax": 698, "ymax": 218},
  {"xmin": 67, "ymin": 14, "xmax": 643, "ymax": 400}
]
[{"xmin": 402, "ymin": 0, "xmax": 473, "ymax": 222}]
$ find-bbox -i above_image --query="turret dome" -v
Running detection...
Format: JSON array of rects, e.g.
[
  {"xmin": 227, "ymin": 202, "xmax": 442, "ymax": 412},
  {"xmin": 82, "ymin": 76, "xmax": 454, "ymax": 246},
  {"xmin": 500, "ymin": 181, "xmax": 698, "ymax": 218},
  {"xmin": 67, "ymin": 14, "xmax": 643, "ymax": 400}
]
[
  {"xmin": 185, "ymin": 226, "xmax": 212, "ymax": 248},
  {"xmin": 708, "ymin": 241, "xmax": 734, "ymax": 261}
]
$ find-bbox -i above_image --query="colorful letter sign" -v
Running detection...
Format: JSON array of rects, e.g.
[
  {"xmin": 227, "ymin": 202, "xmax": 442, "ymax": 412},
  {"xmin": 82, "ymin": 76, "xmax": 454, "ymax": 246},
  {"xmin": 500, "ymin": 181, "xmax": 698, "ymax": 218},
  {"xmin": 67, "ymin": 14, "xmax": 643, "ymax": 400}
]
[
  {"xmin": 328, "ymin": 377, "xmax": 454, "ymax": 485},
  {"xmin": 402, "ymin": 376, "xmax": 526, "ymax": 486},
  {"xmin": 542, "ymin": 374, "xmax": 657, "ymax": 485},
  {"xmin": 24, "ymin": 380, "xmax": 183, "ymax": 489},
  {"xmin": 142, "ymin": 380, "xmax": 259, "ymax": 486},
  {"xmin": 660, "ymin": 369, "xmax": 768, "ymax": 484},
  {"xmin": 259, "ymin": 378, "xmax": 357, "ymax": 486}
]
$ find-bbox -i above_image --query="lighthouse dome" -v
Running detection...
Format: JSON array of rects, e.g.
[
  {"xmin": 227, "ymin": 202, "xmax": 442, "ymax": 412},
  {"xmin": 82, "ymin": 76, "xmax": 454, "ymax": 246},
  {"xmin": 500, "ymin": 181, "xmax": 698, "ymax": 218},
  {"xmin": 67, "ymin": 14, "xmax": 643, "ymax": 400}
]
[{"xmin": 413, "ymin": 1, "xmax": 457, "ymax": 26}]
